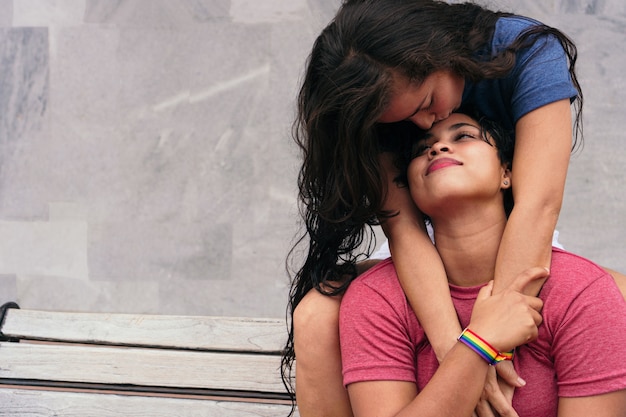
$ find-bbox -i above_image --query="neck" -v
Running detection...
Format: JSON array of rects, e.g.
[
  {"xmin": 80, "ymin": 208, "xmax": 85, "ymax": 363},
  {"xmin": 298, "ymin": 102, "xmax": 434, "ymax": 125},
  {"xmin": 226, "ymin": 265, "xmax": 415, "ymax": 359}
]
[{"xmin": 430, "ymin": 203, "xmax": 507, "ymax": 287}]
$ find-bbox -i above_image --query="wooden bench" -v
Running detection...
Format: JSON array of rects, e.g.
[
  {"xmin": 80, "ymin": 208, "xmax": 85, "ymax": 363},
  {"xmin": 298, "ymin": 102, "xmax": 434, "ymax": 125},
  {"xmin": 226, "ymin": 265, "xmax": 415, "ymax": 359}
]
[{"xmin": 0, "ymin": 302, "xmax": 298, "ymax": 416}]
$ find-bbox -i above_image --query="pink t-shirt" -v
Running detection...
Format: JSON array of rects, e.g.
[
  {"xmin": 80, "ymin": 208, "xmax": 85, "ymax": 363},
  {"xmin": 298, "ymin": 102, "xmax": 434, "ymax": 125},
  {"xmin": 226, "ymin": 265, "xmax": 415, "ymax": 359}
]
[{"xmin": 340, "ymin": 249, "xmax": 626, "ymax": 416}]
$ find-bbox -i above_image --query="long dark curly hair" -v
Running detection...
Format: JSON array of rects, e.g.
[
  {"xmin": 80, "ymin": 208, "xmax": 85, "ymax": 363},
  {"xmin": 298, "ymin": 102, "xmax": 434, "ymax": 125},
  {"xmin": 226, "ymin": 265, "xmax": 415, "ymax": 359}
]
[{"xmin": 281, "ymin": 0, "xmax": 582, "ymax": 407}]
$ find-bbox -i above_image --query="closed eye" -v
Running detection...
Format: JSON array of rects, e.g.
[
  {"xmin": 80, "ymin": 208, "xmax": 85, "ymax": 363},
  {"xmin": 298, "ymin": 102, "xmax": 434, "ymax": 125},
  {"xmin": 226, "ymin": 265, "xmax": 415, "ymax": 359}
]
[
  {"xmin": 454, "ymin": 129, "xmax": 494, "ymax": 147},
  {"xmin": 455, "ymin": 131, "xmax": 478, "ymax": 141}
]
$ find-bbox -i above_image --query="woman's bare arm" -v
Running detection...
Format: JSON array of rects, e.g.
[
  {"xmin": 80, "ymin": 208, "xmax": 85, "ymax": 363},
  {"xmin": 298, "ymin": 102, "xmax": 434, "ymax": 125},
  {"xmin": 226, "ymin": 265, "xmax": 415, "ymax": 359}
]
[
  {"xmin": 348, "ymin": 344, "xmax": 488, "ymax": 417},
  {"xmin": 493, "ymin": 99, "xmax": 573, "ymax": 294},
  {"xmin": 379, "ymin": 152, "xmax": 461, "ymax": 360},
  {"xmin": 558, "ymin": 391, "xmax": 626, "ymax": 417},
  {"xmin": 605, "ymin": 268, "xmax": 626, "ymax": 298}
]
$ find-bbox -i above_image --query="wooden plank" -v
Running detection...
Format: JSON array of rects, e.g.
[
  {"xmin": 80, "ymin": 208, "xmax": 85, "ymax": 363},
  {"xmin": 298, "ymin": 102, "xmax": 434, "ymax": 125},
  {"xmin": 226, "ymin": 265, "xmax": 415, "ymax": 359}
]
[
  {"xmin": 0, "ymin": 342, "xmax": 287, "ymax": 394},
  {"xmin": 1, "ymin": 309, "xmax": 287, "ymax": 352},
  {"xmin": 0, "ymin": 388, "xmax": 299, "ymax": 417}
]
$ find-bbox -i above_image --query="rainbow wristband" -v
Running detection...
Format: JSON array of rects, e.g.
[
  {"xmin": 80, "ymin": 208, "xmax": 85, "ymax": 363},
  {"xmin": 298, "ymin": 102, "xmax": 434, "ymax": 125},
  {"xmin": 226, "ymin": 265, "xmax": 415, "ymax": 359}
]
[{"xmin": 458, "ymin": 328, "xmax": 514, "ymax": 365}]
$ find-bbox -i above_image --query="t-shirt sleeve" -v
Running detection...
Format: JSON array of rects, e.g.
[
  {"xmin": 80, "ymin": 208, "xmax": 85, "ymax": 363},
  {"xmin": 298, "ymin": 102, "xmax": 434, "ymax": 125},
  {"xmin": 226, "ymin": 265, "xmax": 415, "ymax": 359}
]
[
  {"xmin": 508, "ymin": 30, "xmax": 578, "ymax": 122},
  {"xmin": 550, "ymin": 271, "xmax": 626, "ymax": 397},
  {"xmin": 339, "ymin": 271, "xmax": 417, "ymax": 387}
]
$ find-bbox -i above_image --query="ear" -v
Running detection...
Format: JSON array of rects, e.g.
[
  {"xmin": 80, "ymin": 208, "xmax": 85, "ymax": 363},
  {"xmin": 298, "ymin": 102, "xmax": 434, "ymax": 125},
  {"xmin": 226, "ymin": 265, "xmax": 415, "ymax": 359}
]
[{"xmin": 501, "ymin": 167, "xmax": 512, "ymax": 189}]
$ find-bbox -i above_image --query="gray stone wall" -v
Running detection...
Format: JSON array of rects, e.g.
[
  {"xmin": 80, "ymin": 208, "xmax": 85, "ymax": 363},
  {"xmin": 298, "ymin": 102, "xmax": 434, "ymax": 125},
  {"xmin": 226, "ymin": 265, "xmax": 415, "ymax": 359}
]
[{"xmin": 0, "ymin": 1, "xmax": 623, "ymax": 318}]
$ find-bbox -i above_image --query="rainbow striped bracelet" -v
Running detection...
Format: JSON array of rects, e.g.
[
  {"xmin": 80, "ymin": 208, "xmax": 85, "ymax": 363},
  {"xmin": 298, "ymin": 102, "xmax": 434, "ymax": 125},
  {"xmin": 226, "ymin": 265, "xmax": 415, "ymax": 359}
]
[{"xmin": 458, "ymin": 328, "xmax": 514, "ymax": 365}]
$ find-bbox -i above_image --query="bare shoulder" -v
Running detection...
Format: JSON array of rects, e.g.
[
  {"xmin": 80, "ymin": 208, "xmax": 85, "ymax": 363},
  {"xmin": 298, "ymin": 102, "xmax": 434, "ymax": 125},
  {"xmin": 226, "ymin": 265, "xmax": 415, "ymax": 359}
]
[{"xmin": 604, "ymin": 267, "xmax": 626, "ymax": 300}]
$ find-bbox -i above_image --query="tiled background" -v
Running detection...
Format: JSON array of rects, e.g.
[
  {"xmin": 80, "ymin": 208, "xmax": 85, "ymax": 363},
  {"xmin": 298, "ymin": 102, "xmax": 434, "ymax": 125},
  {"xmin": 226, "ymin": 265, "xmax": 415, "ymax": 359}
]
[{"xmin": 0, "ymin": 1, "xmax": 624, "ymax": 318}]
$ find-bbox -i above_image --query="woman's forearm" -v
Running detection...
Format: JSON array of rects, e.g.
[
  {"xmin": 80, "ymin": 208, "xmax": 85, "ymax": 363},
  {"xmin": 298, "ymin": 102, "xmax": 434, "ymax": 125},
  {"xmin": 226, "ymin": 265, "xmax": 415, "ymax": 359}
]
[
  {"xmin": 387, "ymin": 219, "xmax": 461, "ymax": 360},
  {"xmin": 493, "ymin": 204, "xmax": 556, "ymax": 294},
  {"xmin": 347, "ymin": 342, "xmax": 490, "ymax": 417},
  {"xmin": 493, "ymin": 100, "xmax": 572, "ymax": 294},
  {"xmin": 396, "ymin": 343, "xmax": 489, "ymax": 417},
  {"xmin": 379, "ymin": 152, "xmax": 461, "ymax": 361}
]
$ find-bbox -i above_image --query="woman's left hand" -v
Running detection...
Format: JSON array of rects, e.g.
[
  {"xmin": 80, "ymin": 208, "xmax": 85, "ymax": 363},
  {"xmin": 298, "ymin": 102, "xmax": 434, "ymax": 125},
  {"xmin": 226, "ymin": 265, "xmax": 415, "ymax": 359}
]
[{"xmin": 473, "ymin": 364, "xmax": 518, "ymax": 417}]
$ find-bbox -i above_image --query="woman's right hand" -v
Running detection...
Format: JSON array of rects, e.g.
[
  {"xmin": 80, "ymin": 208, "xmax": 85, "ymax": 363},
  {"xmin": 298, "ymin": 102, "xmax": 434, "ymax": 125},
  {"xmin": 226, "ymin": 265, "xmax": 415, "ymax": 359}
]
[{"xmin": 468, "ymin": 267, "xmax": 548, "ymax": 353}]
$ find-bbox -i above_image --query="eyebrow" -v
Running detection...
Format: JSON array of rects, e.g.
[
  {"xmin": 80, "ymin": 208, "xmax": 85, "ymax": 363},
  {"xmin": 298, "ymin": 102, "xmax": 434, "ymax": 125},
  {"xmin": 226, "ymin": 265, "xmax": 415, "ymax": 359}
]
[
  {"xmin": 421, "ymin": 121, "xmax": 480, "ymax": 139},
  {"xmin": 447, "ymin": 122, "xmax": 480, "ymax": 131}
]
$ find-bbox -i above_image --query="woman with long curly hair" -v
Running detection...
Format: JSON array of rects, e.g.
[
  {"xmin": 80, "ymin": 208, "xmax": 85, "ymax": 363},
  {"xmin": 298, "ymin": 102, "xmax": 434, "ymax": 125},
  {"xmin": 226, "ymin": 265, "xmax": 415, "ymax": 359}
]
[{"xmin": 279, "ymin": 1, "xmax": 624, "ymax": 415}]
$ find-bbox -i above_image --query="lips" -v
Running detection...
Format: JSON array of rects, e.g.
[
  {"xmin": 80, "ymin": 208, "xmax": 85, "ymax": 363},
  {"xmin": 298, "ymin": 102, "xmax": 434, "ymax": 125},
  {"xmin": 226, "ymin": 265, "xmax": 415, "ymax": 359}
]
[{"xmin": 427, "ymin": 157, "xmax": 462, "ymax": 175}]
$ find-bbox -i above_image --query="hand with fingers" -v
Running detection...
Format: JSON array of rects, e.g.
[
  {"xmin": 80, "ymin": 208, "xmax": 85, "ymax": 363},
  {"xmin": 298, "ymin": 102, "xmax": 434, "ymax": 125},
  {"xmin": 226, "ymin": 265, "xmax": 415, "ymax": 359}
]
[
  {"xmin": 466, "ymin": 267, "xmax": 548, "ymax": 417},
  {"xmin": 472, "ymin": 365, "xmax": 519, "ymax": 417},
  {"xmin": 468, "ymin": 266, "xmax": 546, "ymax": 353}
]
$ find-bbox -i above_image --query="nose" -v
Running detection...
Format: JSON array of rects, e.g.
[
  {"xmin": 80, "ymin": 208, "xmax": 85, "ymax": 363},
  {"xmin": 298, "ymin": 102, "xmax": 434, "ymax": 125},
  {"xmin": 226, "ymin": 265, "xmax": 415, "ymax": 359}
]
[
  {"xmin": 429, "ymin": 141, "xmax": 450, "ymax": 158},
  {"xmin": 408, "ymin": 112, "xmax": 436, "ymax": 129}
]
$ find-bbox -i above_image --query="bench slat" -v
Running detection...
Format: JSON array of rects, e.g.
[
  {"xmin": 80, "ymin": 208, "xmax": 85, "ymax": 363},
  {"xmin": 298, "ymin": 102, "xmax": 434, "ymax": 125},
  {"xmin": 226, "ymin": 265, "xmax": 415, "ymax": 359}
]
[
  {"xmin": 0, "ymin": 342, "xmax": 285, "ymax": 394},
  {"xmin": 1, "ymin": 309, "xmax": 286, "ymax": 352},
  {"xmin": 0, "ymin": 388, "xmax": 298, "ymax": 417}
]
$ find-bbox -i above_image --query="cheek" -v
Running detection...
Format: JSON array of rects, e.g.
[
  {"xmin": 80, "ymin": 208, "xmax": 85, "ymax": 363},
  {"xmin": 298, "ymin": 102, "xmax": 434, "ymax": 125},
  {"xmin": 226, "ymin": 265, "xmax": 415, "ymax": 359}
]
[
  {"xmin": 407, "ymin": 160, "xmax": 421, "ymax": 181},
  {"xmin": 433, "ymin": 94, "xmax": 455, "ymax": 114},
  {"xmin": 407, "ymin": 161, "xmax": 425, "ymax": 194},
  {"xmin": 472, "ymin": 155, "xmax": 507, "ymax": 190},
  {"xmin": 440, "ymin": 84, "xmax": 462, "ymax": 110}
]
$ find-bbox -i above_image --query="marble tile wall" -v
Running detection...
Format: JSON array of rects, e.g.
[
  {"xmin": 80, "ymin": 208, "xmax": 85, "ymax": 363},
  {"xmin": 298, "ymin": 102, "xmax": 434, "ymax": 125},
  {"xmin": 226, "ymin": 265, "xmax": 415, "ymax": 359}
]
[{"xmin": 0, "ymin": 1, "xmax": 623, "ymax": 318}]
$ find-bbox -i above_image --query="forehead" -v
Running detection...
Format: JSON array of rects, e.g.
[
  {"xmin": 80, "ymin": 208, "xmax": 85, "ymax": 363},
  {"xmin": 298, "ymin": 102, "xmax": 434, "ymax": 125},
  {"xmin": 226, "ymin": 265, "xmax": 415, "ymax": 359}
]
[{"xmin": 424, "ymin": 113, "xmax": 477, "ymax": 135}]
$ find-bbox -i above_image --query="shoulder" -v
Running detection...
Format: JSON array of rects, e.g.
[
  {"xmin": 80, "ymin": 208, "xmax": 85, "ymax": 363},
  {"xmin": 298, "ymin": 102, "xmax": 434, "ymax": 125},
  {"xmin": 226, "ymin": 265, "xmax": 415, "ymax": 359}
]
[
  {"xmin": 540, "ymin": 248, "xmax": 625, "ymax": 322},
  {"xmin": 342, "ymin": 259, "xmax": 413, "ymax": 327},
  {"xmin": 536, "ymin": 249, "xmax": 626, "ymax": 397},
  {"xmin": 545, "ymin": 249, "xmax": 609, "ymax": 291},
  {"xmin": 542, "ymin": 248, "xmax": 612, "ymax": 298},
  {"xmin": 343, "ymin": 259, "xmax": 405, "ymax": 307},
  {"xmin": 492, "ymin": 15, "xmax": 544, "ymax": 47},
  {"xmin": 496, "ymin": 15, "xmax": 542, "ymax": 31},
  {"xmin": 492, "ymin": 15, "xmax": 566, "ymax": 60}
]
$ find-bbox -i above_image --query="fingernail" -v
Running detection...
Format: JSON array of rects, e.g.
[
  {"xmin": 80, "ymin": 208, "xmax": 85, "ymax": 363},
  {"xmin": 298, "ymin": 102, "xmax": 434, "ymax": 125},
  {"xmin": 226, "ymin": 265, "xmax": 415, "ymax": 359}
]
[{"xmin": 517, "ymin": 377, "xmax": 526, "ymax": 386}]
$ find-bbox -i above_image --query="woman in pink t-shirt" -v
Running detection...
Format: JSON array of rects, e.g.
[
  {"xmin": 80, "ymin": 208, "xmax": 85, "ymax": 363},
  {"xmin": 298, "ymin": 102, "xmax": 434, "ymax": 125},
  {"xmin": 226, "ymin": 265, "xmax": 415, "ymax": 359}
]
[{"xmin": 340, "ymin": 112, "xmax": 626, "ymax": 417}]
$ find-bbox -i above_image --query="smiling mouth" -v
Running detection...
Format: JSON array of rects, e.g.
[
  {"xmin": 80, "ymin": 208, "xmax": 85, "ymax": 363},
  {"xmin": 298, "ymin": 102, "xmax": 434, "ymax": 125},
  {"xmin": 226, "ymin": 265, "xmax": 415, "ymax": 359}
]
[{"xmin": 427, "ymin": 158, "xmax": 462, "ymax": 175}]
